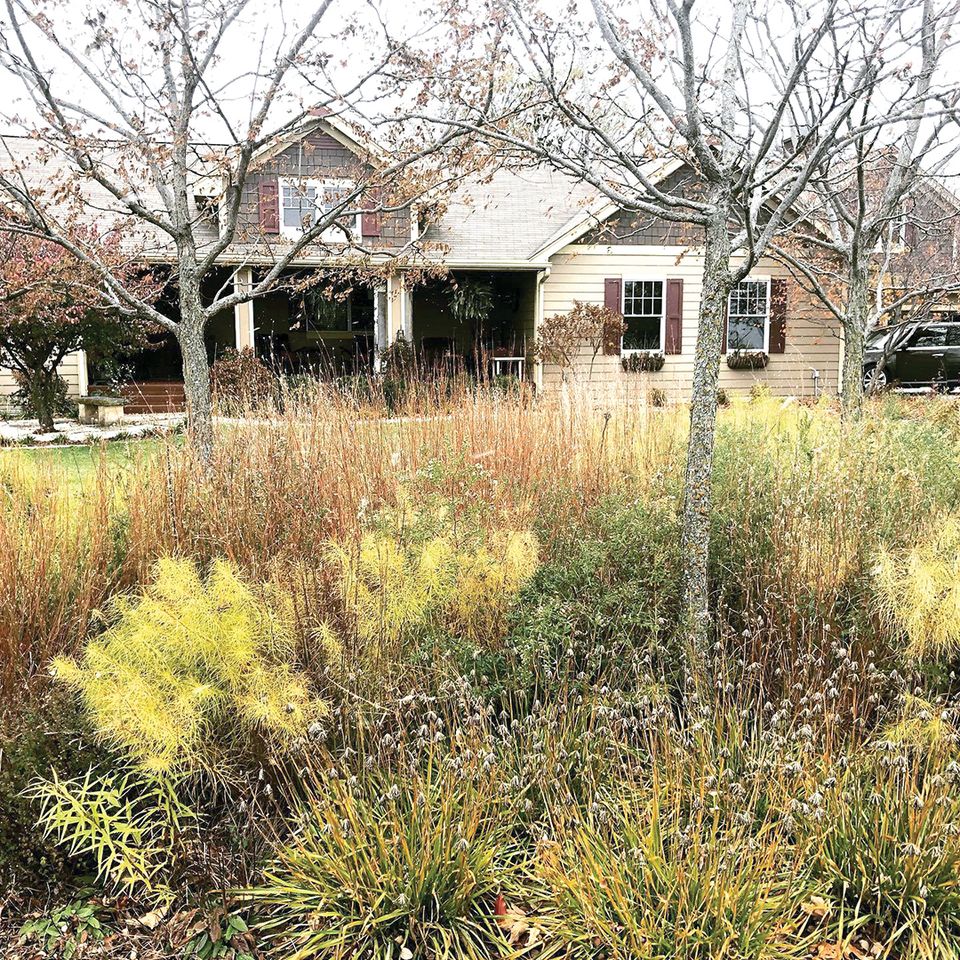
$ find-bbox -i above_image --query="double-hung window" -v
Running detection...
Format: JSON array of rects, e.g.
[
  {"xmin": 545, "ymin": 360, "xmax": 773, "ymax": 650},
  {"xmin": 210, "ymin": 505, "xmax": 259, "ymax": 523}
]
[
  {"xmin": 726, "ymin": 279, "xmax": 770, "ymax": 352},
  {"xmin": 622, "ymin": 279, "xmax": 665, "ymax": 352},
  {"xmin": 280, "ymin": 178, "xmax": 358, "ymax": 239}
]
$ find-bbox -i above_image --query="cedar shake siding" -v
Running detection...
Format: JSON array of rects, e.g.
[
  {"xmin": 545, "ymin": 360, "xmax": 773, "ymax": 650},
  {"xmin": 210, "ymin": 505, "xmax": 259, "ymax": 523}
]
[
  {"xmin": 238, "ymin": 132, "xmax": 410, "ymax": 251},
  {"xmin": 581, "ymin": 167, "xmax": 703, "ymax": 246},
  {"xmin": 539, "ymin": 245, "xmax": 840, "ymax": 401}
]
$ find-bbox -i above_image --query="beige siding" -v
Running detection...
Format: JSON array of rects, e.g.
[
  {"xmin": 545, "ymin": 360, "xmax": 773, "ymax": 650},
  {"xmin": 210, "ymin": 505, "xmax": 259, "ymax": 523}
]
[
  {"xmin": 0, "ymin": 351, "xmax": 85, "ymax": 408},
  {"xmin": 540, "ymin": 244, "xmax": 840, "ymax": 402}
]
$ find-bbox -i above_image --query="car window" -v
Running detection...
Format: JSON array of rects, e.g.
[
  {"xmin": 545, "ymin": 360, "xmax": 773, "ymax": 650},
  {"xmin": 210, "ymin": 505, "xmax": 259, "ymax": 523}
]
[
  {"xmin": 866, "ymin": 329, "xmax": 892, "ymax": 349},
  {"xmin": 909, "ymin": 325, "xmax": 948, "ymax": 348}
]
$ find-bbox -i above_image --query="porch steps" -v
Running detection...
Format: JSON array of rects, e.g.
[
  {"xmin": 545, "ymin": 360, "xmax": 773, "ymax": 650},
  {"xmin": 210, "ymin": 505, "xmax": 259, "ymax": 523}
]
[{"xmin": 91, "ymin": 380, "xmax": 186, "ymax": 414}]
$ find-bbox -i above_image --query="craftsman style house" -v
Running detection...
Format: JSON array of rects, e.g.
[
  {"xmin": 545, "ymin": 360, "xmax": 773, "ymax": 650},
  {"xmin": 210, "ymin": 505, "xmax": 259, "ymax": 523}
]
[{"xmin": 0, "ymin": 113, "xmax": 848, "ymax": 410}]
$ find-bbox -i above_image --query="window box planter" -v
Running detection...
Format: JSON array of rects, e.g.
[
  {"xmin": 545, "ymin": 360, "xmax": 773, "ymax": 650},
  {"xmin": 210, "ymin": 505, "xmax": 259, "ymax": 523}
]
[
  {"xmin": 622, "ymin": 351, "xmax": 666, "ymax": 373},
  {"xmin": 726, "ymin": 350, "xmax": 769, "ymax": 371}
]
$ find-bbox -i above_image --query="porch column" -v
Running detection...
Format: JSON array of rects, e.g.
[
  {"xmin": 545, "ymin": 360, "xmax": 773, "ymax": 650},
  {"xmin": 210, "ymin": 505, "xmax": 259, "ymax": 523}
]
[
  {"xmin": 385, "ymin": 274, "xmax": 411, "ymax": 343},
  {"xmin": 534, "ymin": 268, "xmax": 550, "ymax": 392},
  {"xmin": 233, "ymin": 267, "xmax": 255, "ymax": 351},
  {"xmin": 76, "ymin": 349, "xmax": 89, "ymax": 396},
  {"xmin": 374, "ymin": 284, "xmax": 388, "ymax": 371}
]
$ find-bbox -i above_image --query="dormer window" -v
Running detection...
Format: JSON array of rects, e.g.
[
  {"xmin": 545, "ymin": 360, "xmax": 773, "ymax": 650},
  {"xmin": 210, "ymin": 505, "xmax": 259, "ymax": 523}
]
[
  {"xmin": 279, "ymin": 177, "xmax": 359, "ymax": 240},
  {"xmin": 196, "ymin": 195, "xmax": 219, "ymax": 230}
]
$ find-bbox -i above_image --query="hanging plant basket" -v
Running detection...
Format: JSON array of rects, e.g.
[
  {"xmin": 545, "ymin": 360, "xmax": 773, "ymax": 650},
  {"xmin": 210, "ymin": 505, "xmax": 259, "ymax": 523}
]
[
  {"xmin": 726, "ymin": 350, "xmax": 769, "ymax": 371},
  {"xmin": 622, "ymin": 351, "xmax": 666, "ymax": 373}
]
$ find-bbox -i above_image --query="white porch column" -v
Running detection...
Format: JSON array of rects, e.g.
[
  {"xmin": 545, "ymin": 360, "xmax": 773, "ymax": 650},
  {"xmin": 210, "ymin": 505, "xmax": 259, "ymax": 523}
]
[
  {"xmin": 76, "ymin": 349, "xmax": 89, "ymax": 396},
  {"xmin": 385, "ymin": 274, "xmax": 410, "ymax": 343},
  {"xmin": 233, "ymin": 267, "xmax": 255, "ymax": 351},
  {"xmin": 533, "ymin": 267, "xmax": 550, "ymax": 392},
  {"xmin": 373, "ymin": 284, "xmax": 388, "ymax": 371}
]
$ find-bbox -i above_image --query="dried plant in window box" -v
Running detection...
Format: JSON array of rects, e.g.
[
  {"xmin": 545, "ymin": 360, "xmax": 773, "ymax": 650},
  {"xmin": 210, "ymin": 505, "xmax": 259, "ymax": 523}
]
[
  {"xmin": 622, "ymin": 351, "xmax": 666, "ymax": 373},
  {"xmin": 726, "ymin": 350, "xmax": 769, "ymax": 370}
]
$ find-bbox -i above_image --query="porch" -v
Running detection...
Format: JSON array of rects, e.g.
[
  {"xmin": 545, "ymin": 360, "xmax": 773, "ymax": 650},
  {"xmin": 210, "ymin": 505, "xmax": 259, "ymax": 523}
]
[{"xmin": 95, "ymin": 267, "xmax": 542, "ymax": 411}]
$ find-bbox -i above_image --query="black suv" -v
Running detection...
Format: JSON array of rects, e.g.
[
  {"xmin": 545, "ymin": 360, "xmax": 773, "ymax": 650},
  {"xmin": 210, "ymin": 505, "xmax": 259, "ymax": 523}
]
[{"xmin": 862, "ymin": 317, "xmax": 960, "ymax": 391}]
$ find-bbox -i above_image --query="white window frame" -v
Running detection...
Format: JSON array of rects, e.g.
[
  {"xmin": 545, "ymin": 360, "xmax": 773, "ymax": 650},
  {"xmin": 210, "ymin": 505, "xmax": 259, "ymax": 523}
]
[
  {"xmin": 726, "ymin": 276, "xmax": 771, "ymax": 355},
  {"xmin": 621, "ymin": 277, "xmax": 667, "ymax": 354},
  {"xmin": 278, "ymin": 177, "xmax": 361, "ymax": 241}
]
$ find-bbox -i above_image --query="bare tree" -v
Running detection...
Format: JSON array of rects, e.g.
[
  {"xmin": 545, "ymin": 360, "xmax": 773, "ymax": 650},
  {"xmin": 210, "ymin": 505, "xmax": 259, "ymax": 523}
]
[
  {"xmin": 0, "ymin": 0, "xmax": 486, "ymax": 457},
  {"xmin": 434, "ymin": 0, "xmax": 899, "ymax": 669},
  {"xmin": 774, "ymin": 0, "xmax": 960, "ymax": 415}
]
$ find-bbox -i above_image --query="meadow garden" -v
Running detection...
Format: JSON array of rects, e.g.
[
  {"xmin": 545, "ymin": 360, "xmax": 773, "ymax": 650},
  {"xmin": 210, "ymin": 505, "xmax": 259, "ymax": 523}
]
[{"xmin": 2, "ymin": 386, "xmax": 960, "ymax": 959}]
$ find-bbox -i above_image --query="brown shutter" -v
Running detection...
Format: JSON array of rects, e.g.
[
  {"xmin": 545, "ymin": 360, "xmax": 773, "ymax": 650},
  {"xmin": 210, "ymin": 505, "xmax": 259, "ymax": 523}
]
[
  {"xmin": 361, "ymin": 187, "xmax": 382, "ymax": 238},
  {"xmin": 604, "ymin": 277, "xmax": 622, "ymax": 356},
  {"xmin": 665, "ymin": 278, "xmax": 683, "ymax": 354},
  {"xmin": 360, "ymin": 211, "xmax": 382, "ymax": 238},
  {"xmin": 258, "ymin": 178, "xmax": 280, "ymax": 234},
  {"xmin": 769, "ymin": 277, "xmax": 787, "ymax": 354}
]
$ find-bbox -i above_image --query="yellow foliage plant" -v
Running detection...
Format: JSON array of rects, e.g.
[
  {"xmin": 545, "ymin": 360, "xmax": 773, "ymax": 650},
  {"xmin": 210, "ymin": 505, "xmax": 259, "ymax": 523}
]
[
  {"xmin": 874, "ymin": 517, "xmax": 960, "ymax": 663},
  {"xmin": 52, "ymin": 557, "xmax": 329, "ymax": 778},
  {"xmin": 330, "ymin": 528, "xmax": 538, "ymax": 657}
]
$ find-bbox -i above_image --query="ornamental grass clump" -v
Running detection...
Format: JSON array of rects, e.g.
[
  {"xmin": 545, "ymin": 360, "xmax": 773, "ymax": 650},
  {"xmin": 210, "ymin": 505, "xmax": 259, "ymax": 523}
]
[
  {"xmin": 52, "ymin": 557, "xmax": 331, "ymax": 777},
  {"xmin": 808, "ymin": 742, "xmax": 960, "ymax": 957},
  {"xmin": 527, "ymin": 798, "xmax": 811, "ymax": 960},
  {"xmin": 873, "ymin": 516, "xmax": 960, "ymax": 663},
  {"xmin": 253, "ymin": 749, "xmax": 512, "ymax": 960},
  {"xmin": 0, "ymin": 454, "xmax": 125, "ymax": 707}
]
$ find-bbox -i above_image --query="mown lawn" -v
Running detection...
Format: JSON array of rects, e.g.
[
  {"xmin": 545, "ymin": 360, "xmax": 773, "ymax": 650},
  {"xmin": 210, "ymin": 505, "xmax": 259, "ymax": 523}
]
[{"xmin": 0, "ymin": 437, "xmax": 172, "ymax": 489}]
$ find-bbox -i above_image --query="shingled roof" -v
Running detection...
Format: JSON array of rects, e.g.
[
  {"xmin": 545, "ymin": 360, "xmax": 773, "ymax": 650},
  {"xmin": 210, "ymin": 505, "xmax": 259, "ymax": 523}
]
[{"xmin": 420, "ymin": 166, "xmax": 599, "ymax": 265}]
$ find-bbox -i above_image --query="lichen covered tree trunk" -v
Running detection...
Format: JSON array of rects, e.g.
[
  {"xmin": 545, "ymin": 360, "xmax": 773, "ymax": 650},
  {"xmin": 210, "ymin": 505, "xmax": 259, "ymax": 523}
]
[
  {"xmin": 681, "ymin": 212, "xmax": 732, "ymax": 673},
  {"xmin": 840, "ymin": 266, "xmax": 870, "ymax": 419},
  {"xmin": 176, "ymin": 284, "xmax": 214, "ymax": 461}
]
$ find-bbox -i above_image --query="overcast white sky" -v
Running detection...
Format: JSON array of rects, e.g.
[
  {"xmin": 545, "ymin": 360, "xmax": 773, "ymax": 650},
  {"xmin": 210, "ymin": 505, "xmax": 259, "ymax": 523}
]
[{"xmin": 3, "ymin": 0, "xmax": 959, "ymax": 180}]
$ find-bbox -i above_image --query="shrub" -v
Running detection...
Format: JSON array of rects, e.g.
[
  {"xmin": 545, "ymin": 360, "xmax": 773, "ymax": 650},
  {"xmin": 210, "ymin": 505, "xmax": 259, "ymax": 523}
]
[
  {"xmin": 52, "ymin": 558, "xmax": 331, "ymax": 778},
  {"xmin": 27, "ymin": 765, "xmax": 196, "ymax": 898},
  {"xmin": 211, "ymin": 348, "xmax": 277, "ymax": 412},
  {"xmin": 329, "ymin": 524, "xmax": 538, "ymax": 671},
  {"xmin": 535, "ymin": 301, "xmax": 625, "ymax": 367},
  {"xmin": 486, "ymin": 494, "xmax": 682, "ymax": 702},
  {"xmin": 12, "ymin": 370, "xmax": 74, "ymax": 427},
  {"xmin": 0, "ymin": 692, "xmax": 95, "ymax": 890}
]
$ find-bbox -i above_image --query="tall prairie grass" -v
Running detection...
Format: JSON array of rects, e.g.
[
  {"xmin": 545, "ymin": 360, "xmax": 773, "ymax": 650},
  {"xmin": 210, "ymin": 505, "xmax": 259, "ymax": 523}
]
[{"xmin": 4, "ymin": 386, "xmax": 960, "ymax": 710}]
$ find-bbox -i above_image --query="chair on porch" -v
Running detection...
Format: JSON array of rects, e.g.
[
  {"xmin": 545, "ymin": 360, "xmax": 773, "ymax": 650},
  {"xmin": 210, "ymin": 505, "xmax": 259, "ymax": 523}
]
[{"xmin": 489, "ymin": 344, "xmax": 525, "ymax": 381}]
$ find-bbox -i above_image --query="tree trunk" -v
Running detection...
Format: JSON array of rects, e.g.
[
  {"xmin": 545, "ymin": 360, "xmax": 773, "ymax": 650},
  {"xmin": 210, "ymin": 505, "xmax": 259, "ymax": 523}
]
[
  {"xmin": 33, "ymin": 369, "xmax": 58, "ymax": 433},
  {"xmin": 840, "ymin": 267, "xmax": 870, "ymax": 419},
  {"xmin": 21, "ymin": 365, "xmax": 61, "ymax": 433},
  {"xmin": 176, "ymin": 289, "xmax": 214, "ymax": 461},
  {"xmin": 681, "ymin": 212, "xmax": 732, "ymax": 675}
]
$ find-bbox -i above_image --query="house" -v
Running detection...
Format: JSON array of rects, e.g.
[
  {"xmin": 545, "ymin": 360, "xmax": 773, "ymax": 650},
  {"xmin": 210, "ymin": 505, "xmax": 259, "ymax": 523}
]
[{"xmin": 0, "ymin": 113, "xmax": 846, "ymax": 411}]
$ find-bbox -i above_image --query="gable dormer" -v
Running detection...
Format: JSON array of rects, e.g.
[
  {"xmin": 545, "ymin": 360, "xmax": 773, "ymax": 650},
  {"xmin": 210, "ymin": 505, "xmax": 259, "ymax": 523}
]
[{"xmin": 241, "ymin": 114, "xmax": 409, "ymax": 249}]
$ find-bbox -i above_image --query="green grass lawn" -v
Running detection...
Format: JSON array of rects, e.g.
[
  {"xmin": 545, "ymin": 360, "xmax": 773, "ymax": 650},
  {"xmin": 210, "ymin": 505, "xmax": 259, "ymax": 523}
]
[{"xmin": 0, "ymin": 437, "xmax": 172, "ymax": 489}]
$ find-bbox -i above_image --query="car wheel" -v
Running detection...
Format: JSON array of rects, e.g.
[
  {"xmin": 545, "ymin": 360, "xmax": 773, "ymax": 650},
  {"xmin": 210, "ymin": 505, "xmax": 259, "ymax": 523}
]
[{"xmin": 863, "ymin": 365, "xmax": 887, "ymax": 393}]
